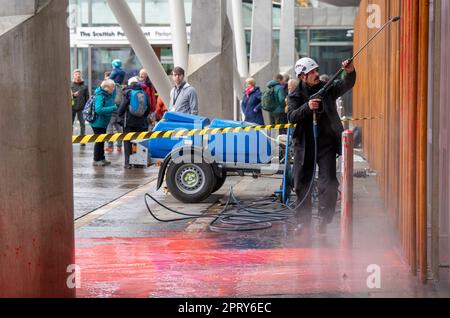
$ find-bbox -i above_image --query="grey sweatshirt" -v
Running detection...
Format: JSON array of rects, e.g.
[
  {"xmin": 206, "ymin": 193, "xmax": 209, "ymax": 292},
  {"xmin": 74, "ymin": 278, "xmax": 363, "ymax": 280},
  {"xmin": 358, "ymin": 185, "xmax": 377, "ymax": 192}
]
[{"xmin": 169, "ymin": 82, "xmax": 199, "ymax": 115}]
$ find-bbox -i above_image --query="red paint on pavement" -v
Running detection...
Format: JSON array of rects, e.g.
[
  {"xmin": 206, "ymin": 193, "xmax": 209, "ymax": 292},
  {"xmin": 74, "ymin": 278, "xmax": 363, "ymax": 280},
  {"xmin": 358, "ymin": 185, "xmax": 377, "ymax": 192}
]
[{"xmin": 76, "ymin": 233, "xmax": 414, "ymax": 298}]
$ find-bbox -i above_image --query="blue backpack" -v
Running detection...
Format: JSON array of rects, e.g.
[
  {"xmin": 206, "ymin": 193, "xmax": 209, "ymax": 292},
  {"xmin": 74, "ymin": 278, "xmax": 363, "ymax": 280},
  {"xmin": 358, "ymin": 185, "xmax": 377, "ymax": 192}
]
[{"xmin": 129, "ymin": 89, "xmax": 148, "ymax": 117}]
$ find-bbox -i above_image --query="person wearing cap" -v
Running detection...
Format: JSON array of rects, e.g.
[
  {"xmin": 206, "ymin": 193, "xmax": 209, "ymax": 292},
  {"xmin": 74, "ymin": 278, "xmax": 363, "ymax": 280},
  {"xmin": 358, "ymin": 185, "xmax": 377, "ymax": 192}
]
[
  {"xmin": 287, "ymin": 57, "xmax": 356, "ymax": 235},
  {"xmin": 109, "ymin": 59, "xmax": 126, "ymax": 85}
]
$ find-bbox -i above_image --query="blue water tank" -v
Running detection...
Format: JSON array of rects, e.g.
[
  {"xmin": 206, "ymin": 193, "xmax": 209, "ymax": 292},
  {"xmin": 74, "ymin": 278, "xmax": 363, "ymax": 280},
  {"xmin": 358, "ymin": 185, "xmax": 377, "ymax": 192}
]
[
  {"xmin": 207, "ymin": 119, "xmax": 272, "ymax": 164},
  {"xmin": 149, "ymin": 112, "xmax": 210, "ymax": 159}
]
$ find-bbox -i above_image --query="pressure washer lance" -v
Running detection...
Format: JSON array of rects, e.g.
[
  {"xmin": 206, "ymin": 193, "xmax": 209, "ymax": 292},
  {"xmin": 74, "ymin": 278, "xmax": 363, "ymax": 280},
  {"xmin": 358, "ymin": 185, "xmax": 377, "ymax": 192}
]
[{"xmin": 310, "ymin": 16, "xmax": 401, "ymax": 102}]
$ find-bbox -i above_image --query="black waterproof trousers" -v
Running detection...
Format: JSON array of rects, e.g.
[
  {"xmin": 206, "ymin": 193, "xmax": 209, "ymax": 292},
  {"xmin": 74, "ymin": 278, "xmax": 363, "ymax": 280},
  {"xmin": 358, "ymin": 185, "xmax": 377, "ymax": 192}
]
[{"xmin": 293, "ymin": 145, "xmax": 339, "ymax": 226}]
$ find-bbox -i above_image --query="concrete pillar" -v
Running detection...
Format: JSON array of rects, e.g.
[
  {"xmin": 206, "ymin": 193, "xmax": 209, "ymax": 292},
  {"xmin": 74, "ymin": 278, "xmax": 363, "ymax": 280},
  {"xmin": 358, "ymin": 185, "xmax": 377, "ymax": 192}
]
[
  {"xmin": 279, "ymin": 0, "xmax": 296, "ymax": 76},
  {"xmin": 0, "ymin": 0, "xmax": 75, "ymax": 297},
  {"xmin": 249, "ymin": 0, "xmax": 278, "ymax": 124},
  {"xmin": 188, "ymin": 0, "xmax": 234, "ymax": 119},
  {"xmin": 168, "ymin": 0, "xmax": 189, "ymax": 72},
  {"xmin": 231, "ymin": 0, "xmax": 248, "ymax": 78},
  {"xmin": 226, "ymin": 0, "xmax": 245, "ymax": 121},
  {"xmin": 107, "ymin": 0, "xmax": 173, "ymax": 106}
]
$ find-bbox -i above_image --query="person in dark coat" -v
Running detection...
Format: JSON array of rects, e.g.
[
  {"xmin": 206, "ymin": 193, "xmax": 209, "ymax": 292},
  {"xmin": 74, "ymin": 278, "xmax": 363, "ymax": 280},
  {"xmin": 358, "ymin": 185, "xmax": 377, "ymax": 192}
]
[
  {"xmin": 266, "ymin": 74, "xmax": 288, "ymax": 125},
  {"xmin": 71, "ymin": 69, "xmax": 89, "ymax": 138},
  {"xmin": 288, "ymin": 57, "xmax": 356, "ymax": 235},
  {"xmin": 241, "ymin": 78, "xmax": 264, "ymax": 125},
  {"xmin": 118, "ymin": 77, "xmax": 151, "ymax": 169}
]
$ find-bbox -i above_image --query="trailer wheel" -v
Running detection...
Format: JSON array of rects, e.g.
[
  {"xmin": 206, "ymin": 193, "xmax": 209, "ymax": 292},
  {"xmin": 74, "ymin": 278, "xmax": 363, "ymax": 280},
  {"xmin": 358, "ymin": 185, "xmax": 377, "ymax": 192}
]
[
  {"xmin": 166, "ymin": 162, "xmax": 215, "ymax": 203},
  {"xmin": 212, "ymin": 173, "xmax": 227, "ymax": 193}
]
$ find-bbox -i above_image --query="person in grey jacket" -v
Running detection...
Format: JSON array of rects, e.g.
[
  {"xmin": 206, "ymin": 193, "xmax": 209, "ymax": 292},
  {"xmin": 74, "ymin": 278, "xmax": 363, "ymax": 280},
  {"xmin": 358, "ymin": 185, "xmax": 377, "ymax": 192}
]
[{"xmin": 169, "ymin": 67, "xmax": 199, "ymax": 115}]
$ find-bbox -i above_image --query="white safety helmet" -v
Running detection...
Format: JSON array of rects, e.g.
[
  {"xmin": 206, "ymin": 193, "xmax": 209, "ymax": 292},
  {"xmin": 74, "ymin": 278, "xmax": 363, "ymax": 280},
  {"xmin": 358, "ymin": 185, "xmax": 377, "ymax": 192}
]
[{"xmin": 295, "ymin": 57, "xmax": 319, "ymax": 78}]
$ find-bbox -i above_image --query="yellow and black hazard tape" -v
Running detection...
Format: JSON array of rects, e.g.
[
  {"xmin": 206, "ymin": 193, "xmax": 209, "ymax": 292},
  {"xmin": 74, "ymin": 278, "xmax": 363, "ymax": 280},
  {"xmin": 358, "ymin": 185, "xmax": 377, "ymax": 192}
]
[
  {"xmin": 72, "ymin": 116, "xmax": 381, "ymax": 144},
  {"xmin": 72, "ymin": 124, "xmax": 293, "ymax": 144},
  {"xmin": 341, "ymin": 115, "xmax": 382, "ymax": 122}
]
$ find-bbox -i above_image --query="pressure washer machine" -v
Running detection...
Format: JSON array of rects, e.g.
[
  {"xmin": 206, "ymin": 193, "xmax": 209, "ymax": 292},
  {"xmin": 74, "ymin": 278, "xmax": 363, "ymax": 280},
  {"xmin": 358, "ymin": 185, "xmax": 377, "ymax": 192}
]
[{"xmin": 129, "ymin": 112, "xmax": 294, "ymax": 204}]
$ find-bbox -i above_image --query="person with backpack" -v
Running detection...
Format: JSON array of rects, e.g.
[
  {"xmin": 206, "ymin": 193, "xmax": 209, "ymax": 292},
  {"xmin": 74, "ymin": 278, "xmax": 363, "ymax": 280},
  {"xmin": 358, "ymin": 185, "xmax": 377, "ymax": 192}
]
[
  {"xmin": 90, "ymin": 79, "xmax": 118, "ymax": 167},
  {"xmin": 138, "ymin": 68, "xmax": 157, "ymax": 129},
  {"xmin": 118, "ymin": 77, "xmax": 151, "ymax": 169},
  {"xmin": 104, "ymin": 71, "xmax": 124, "ymax": 153},
  {"xmin": 262, "ymin": 74, "xmax": 288, "ymax": 125},
  {"xmin": 71, "ymin": 69, "xmax": 89, "ymax": 144},
  {"xmin": 241, "ymin": 78, "xmax": 264, "ymax": 125}
]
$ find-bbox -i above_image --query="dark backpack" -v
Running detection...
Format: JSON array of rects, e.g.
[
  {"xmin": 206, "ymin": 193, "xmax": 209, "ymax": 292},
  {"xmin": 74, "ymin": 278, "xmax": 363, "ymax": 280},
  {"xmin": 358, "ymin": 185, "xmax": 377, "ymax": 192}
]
[
  {"xmin": 83, "ymin": 95, "xmax": 105, "ymax": 123},
  {"xmin": 261, "ymin": 86, "xmax": 278, "ymax": 112},
  {"xmin": 129, "ymin": 89, "xmax": 148, "ymax": 117},
  {"xmin": 82, "ymin": 96, "xmax": 97, "ymax": 123}
]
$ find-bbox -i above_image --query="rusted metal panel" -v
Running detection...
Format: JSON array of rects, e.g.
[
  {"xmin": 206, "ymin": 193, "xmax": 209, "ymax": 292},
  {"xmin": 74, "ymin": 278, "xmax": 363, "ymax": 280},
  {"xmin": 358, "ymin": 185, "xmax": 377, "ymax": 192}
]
[
  {"xmin": 353, "ymin": 0, "xmax": 429, "ymax": 280},
  {"xmin": 417, "ymin": 0, "xmax": 429, "ymax": 284},
  {"xmin": 439, "ymin": 0, "xmax": 450, "ymax": 280}
]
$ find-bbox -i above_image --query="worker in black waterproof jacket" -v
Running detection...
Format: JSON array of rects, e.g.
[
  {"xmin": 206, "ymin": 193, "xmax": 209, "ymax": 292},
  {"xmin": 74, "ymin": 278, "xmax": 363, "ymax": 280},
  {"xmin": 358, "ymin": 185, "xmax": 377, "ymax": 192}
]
[{"xmin": 287, "ymin": 57, "xmax": 356, "ymax": 235}]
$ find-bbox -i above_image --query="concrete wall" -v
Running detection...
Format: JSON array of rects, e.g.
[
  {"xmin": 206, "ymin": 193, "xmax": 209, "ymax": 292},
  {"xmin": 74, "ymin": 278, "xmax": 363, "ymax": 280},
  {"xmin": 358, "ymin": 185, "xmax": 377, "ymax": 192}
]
[
  {"xmin": 0, "ymin": 0, "xmax": 36, "ymax": 16},
  {"xmin": 188, "ymin": 0, "xmax": 234, "ymax": 119},
  {"xmin": 249, "ymin": 0, "xmax": 278, "ymax": 125},
  {"xmin": 0, "ymin": 0, "xmax": 75, "ymax": 297}
]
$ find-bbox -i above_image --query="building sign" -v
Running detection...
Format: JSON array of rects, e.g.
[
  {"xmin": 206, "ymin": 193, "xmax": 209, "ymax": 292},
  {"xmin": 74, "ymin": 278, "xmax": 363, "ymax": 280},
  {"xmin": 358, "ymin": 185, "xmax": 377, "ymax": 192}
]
[{"xmin": 71, "ymin": 27, "xmax": 191, "ymax": 45}]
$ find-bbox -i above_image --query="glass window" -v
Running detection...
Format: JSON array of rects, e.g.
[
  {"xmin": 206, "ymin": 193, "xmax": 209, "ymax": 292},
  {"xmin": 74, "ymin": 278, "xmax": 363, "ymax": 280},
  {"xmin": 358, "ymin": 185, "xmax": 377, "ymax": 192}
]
[
  {"xmin": 91, "ymin": 47, "xmax": 143, "ymax": 90},
  {"xmin": 310, "ymin": 29, "xmax": 354, "ymax": 43},
  {"xmin": 243, "ymin": 3, "xmax": 252, "ymax": 29},
  {"xmin": 310, "ymin": 45, "xmax": 353, "ymax": 76},
  {"xmin": 145, "ymin": 0, "xmax": 192, "ymax": 26},
  {"xmin": 160, "ymin": 47, "xmax": 174, "ymax": 74},
  {"xmin": 273, "ymin": 30, "xmax": 280, "ymax": 52},
  {"xmin": 70, "ymin": 48, "xmax": 90, "ymax": 88},
  {"xmin": 79, "ymin": 0, "xmax": 89, "ymax": 26},
  {"xmin": 245, "ymin": 30, "xmax": 251, "ymax": 60},
  {"xmin": 145, "ymin": 0, "xmax": 169, "ymax": 25},
  {"xmin": 92, "ymin": 0, "xmax": 141, "ymax": 26},
  {"xmin": 273, "ymin": 5, "xmax": 281, "ymax": 28},
  {"xmin": 295, "ymin": 29, "xmax": 308, "ymax": 57},
  {"xmin": 311, "ymin": 45, "xmax": 354, "ymax": 114},
  {"xmin": 78, "ymin": 48, "xmax": 90, "ymax": 89},
  {"xmin": 70, "ymin": 48, "xmax": 77, "ymax": 75},
  {"xmin": 184, "ymin": 0, "xmax": 192, "ymax": 25}
]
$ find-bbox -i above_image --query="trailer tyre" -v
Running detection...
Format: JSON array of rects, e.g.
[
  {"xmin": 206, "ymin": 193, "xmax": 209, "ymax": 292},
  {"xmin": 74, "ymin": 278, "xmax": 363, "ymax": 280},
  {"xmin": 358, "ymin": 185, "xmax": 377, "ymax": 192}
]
[
  {"xmin": 212, "ymin": 174, "xmax": 227, "ymax": 193},
  {"xmin": 166, "ymin": 162, "xmax": 216, "ymax": 203}
]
